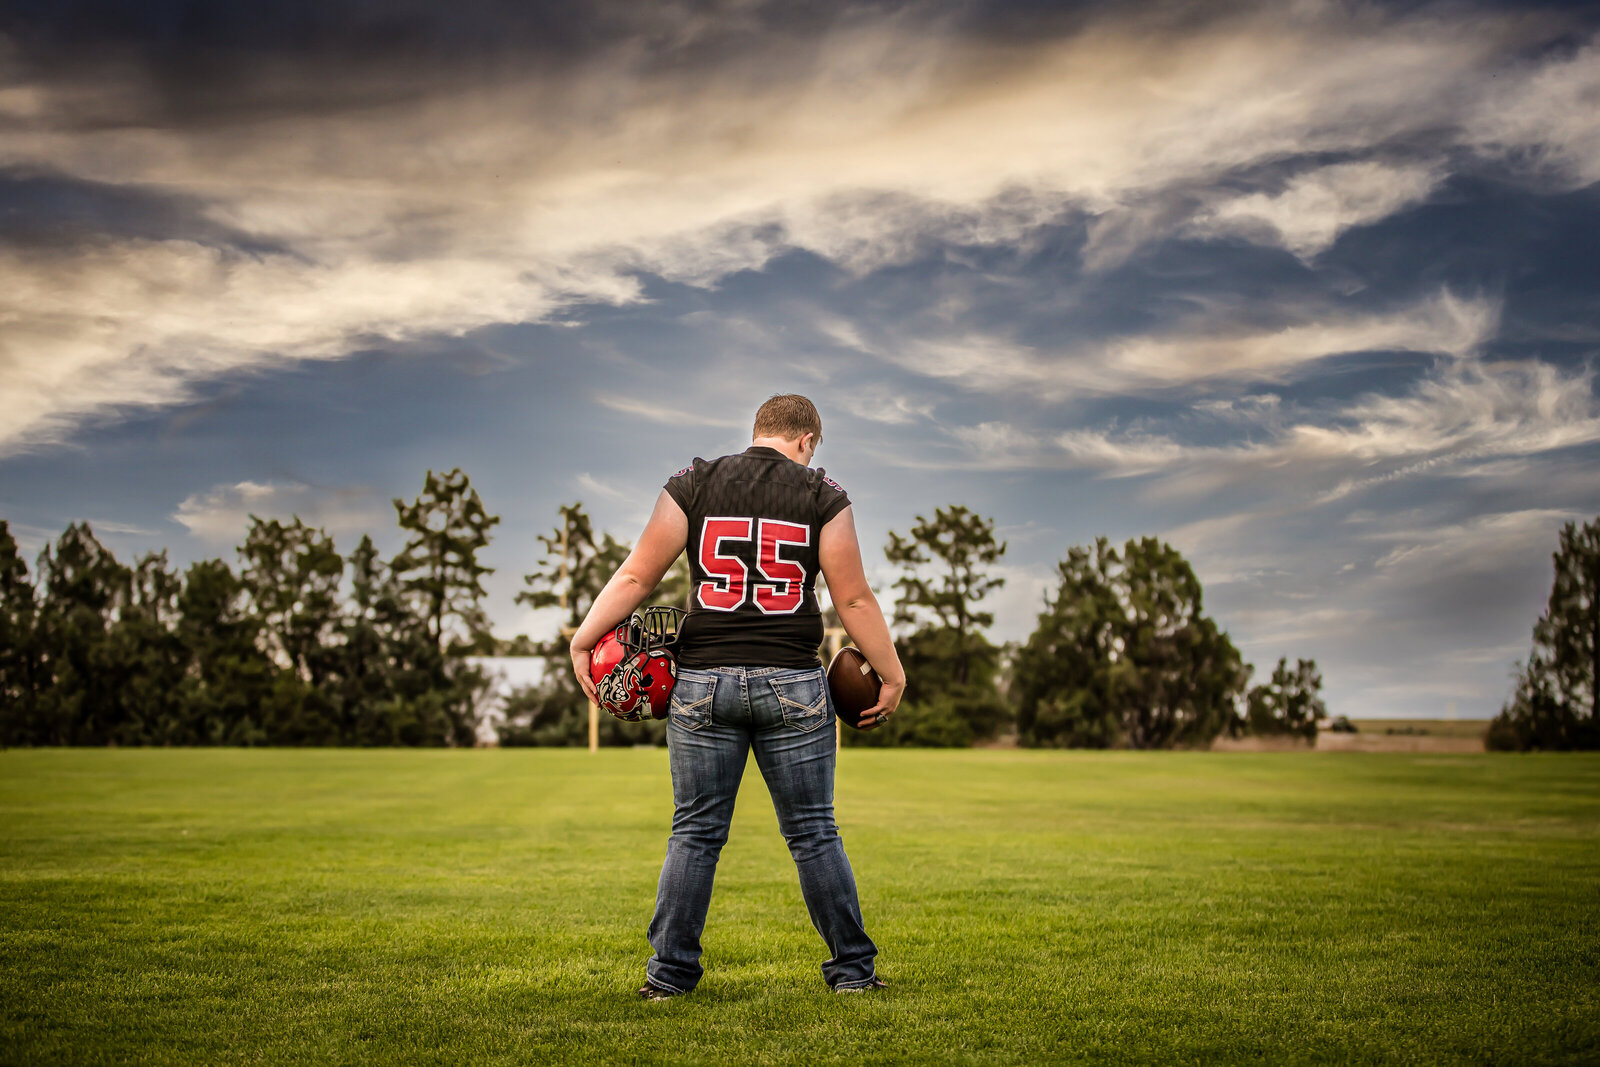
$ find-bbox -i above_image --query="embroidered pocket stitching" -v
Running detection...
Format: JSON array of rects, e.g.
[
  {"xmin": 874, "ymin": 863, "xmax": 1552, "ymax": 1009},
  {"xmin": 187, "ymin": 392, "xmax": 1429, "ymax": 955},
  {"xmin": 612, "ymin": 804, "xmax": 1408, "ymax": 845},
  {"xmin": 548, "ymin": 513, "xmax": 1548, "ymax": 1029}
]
[
  {"xmin": 769, "ymin": 678, "xmax": 827, "ymax": 718},
  {"xmin": 669, "ymin": 679, "xmax": 716, "ymax": 727}
]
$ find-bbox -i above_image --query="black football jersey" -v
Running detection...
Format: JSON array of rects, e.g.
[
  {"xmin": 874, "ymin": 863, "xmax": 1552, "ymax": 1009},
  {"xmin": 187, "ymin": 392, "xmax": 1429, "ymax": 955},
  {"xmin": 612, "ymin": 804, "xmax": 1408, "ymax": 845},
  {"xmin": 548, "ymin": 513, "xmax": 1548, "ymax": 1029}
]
[{"xmin": 663, "ymin": 446, "xmax": 852, "ymax": 668}]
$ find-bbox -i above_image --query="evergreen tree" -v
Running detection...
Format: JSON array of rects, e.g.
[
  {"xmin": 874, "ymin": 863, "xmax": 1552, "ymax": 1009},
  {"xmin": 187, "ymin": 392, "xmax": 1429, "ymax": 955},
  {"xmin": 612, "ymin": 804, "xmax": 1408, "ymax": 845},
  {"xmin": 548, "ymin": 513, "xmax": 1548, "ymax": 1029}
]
[
  {"xmin": 332, "ymin": 533, "xmax": 460, "ymax": 747},
  {"xmin": 337, "ymin": 535, "xmax": 396, "ymax": 744},
  {"xmin": 3, "ymin": 465, "xmax": 511, "ymax": 748},
  {"xmin": 0, "ymin": 522, "xmax": 42, "ymax": 745},
  {"xmin": 238, "ymin": 516, "xmax": 345, "ymax": 744},
  {"xmin": 1488, "ymin": 516, "xmax": 1600, "ymax": 751},
  {"xmin": 1012, "ymin": 536, "xmax": 1248, "ymax": 748},
  {"xmin": 175, "ymin": 558, "xmax": 274, "ymax": 745},
  {"xmin": 111, "ymin": 551, "xmax": 188, "ymax": 744},
  {"xmin": 885, "ymin": 505, "xmax": 1005, "ymax": 688},
  {"xmin": 1245, "ymin": 657, "xmax": 1327, "ymax": 743},
  {"xmin": 391, "ymin": 468, "xmax": 499, "ymax": 746},
  {"xmin": 238, "ymin": 517, "xmax": 345, "ymax": 685},
  {"xmin": 511, "ymin": 502, "xmax": 627, "ymax": 747},
  {"xmin": 34, "ymin": 523, "xmax": 132, "ymax": 745},
  {"xmin": 392, "ymin": 468, "xmax": 500, "ymax": 655},
  {"xmin": 517, "ymin": 503, "xmax": 627, "ymax": 634},
  {"xmin": 864, "ymin": 505, "xmax": 1009, "ymax": 746}
]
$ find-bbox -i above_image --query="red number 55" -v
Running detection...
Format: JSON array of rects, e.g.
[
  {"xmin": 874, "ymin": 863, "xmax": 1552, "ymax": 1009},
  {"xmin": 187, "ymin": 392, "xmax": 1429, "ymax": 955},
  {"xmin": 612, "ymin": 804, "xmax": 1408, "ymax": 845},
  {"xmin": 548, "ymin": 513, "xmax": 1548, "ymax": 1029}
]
[{"xmin": 696, "ymin": 517, "xmax": 810, "ymax": 614}]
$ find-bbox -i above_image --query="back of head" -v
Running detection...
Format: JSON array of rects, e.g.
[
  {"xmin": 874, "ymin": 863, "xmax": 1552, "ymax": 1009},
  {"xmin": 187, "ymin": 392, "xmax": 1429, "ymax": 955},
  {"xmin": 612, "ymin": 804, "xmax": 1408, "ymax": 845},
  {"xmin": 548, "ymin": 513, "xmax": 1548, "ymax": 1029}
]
[{"xmin": 753, "ymin": 394, "xmax": 822, "ymax": 444}]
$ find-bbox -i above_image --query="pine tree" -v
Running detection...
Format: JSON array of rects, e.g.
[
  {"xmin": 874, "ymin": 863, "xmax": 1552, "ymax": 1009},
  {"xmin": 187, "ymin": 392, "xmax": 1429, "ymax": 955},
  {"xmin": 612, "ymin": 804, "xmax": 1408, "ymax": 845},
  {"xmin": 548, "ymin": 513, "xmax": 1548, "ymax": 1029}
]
[
  {"xmin": 1489, "ymin": 517, "xmax": 1600, "ymax": 750},
  {"xmin": 513, "ymin": 501, "xmax": 627, "ymax": 747},
  {"xmin": 855, "ymin": 505, "xmax": 1010, "ymax": 747},
  {"xmin": 112, "ymin": 551, "xmax": 187, "ymax": 744},
  {"xmin": 1012, "ymin": 536, "xmax": 1248, "ymax": 748},
  {"xmin": 338, "ymin": 535, "xmax": 396, "ymax": 744},
  {"xmin": 35, "ymin": 523, "xmax": 132, "ymax": 745},
  {"xmin": 516, "ymin": 503, "xmax": 627, "ymax": 634},
  {"xmin": 390, "ymin": 468, "xmax": 499, "ymax": 746},
  {"xmin": 884, "ymin": 505, "xmax": 1005, "ymax": 688},
  {"xmin": 238, "ymin": 516, "xmax": 345, "ymax": 685},
  {"xmin": 393, "ymin": 469, "xmax": 500, "ymax": 655},
  {"xmin": 0, "ymin": 522, "xmax": 41, "ymax": 745},
  {"xmin": 1245, "ymin": 657, "xmax": 1327, "ymax": 743},
  {"xmin": 175, "ymin": 558, "xmax": 273, "ymax": 745},
  {"xmin": 237, "ymin": 516, "xmax": 345, "ymax": 744}
]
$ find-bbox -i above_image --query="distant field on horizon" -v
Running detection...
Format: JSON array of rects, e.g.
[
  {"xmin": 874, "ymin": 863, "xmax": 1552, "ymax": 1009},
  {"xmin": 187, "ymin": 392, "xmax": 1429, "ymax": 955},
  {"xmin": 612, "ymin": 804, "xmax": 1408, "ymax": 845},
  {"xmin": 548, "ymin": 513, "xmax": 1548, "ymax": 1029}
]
[
  {"xmin": 1343, "ymin": 718, "xmax": 1492, "ymax": 738},
  {"xmin": 1203, "ymin": 719, "xmax": 1491, "ymax": 753},
  {"xmin": 3, "ymin": 749, "xmax": 1596, "ymax": 1065}
]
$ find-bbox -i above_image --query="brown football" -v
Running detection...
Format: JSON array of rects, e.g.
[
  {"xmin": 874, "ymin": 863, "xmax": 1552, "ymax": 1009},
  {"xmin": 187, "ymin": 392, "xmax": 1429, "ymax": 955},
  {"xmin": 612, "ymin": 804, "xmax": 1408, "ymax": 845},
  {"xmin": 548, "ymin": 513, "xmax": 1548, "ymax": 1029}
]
[{"xmin": 827, "ymin": 646, "xmax": 882, "ymax": 729}]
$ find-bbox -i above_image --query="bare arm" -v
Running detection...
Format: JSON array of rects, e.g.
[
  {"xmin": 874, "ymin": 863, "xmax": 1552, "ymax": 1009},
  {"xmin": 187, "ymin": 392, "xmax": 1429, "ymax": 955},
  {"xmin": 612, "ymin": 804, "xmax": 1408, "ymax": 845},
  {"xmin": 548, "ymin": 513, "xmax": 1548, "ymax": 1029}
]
[
  {"xmin": 818, "ymin": 504, "xmax": 905, "ymax": 729},
  {"xmin": 569, "ymin": 490, "xmax": 689, "ymax": 703}
]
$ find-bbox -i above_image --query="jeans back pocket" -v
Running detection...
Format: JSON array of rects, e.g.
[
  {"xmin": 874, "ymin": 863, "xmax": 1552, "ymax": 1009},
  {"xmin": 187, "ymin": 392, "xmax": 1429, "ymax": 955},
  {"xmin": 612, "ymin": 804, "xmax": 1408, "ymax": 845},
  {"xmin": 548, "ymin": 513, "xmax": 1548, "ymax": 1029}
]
[
  {"xmin": 668, "ymin": 674, "xmax": 716, "ymax": 731},
  {"xmin": 768, "ymin": 671, "xmax": 830, "ymax": 733}
]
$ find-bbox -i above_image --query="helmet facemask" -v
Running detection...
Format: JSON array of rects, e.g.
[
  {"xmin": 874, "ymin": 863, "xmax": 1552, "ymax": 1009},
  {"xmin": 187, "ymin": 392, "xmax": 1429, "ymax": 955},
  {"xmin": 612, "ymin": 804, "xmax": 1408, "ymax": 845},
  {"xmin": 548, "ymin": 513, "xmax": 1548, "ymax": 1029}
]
[{"xmin": 627, "ymin": 605, "xmax": 685, "ymax": 652}]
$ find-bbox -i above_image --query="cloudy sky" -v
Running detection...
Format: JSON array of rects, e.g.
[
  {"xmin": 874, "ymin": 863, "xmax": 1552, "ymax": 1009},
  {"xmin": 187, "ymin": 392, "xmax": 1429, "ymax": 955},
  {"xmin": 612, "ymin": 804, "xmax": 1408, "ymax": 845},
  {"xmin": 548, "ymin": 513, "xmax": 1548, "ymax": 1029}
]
[{"xmin": 3, "ymin": 0, "xmax": 1598, "ymax": 718}]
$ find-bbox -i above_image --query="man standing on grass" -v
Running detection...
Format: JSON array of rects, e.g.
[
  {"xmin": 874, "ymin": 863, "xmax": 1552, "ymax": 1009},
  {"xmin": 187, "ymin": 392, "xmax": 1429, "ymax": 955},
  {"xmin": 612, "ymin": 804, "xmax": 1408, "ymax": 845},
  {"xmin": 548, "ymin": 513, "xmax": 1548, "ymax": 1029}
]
[{"xmin": 569, "ymin": 394, "xmax": 906, "ymax": 998}]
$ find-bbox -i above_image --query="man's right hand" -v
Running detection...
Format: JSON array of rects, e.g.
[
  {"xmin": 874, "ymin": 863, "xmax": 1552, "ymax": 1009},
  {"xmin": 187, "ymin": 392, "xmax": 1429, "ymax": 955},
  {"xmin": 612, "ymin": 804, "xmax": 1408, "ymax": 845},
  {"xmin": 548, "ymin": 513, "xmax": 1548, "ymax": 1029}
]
[
  {"xmin": 570, "ymin": 645, "xmax": 600, "ymax": 705},
  {"xmin": 855, "ymin": 677, "xmax": 905, "ymax": 731}
]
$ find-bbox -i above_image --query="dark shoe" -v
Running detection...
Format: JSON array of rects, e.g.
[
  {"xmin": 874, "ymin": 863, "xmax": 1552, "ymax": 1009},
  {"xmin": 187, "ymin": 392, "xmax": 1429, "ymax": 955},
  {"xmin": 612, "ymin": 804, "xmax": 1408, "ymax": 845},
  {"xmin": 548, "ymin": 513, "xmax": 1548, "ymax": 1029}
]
[
  {"xmin": 832, "ymin": 976, "xmax": 888, "ymax": 994},
  {"xmin": 637, "ymin": 981, "xmax": 682, "ymax": 1001}
]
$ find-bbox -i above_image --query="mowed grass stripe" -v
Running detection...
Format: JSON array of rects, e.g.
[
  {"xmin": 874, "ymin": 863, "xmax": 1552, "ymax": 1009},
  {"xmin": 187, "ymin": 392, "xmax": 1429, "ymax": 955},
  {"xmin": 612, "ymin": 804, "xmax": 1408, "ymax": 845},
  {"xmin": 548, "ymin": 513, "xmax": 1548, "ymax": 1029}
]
[{"xmin": 1, "ymin": 749, "xmax": 1596, "ymax": 1065}]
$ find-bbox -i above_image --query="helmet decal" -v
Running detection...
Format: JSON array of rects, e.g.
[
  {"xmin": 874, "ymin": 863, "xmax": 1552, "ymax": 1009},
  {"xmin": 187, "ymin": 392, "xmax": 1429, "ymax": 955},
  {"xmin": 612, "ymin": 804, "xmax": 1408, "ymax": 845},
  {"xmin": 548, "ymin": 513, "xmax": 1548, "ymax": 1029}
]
[{"xmin": 596, "ymin": 655, "xmax": 646, "ymax": 714}]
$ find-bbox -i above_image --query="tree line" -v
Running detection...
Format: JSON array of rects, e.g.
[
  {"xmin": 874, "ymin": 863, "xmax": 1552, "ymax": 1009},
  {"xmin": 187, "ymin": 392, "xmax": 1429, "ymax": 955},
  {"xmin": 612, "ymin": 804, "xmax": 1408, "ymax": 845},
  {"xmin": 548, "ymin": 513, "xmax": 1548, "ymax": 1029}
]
[
  {"xmin": 10, "ymin": 475, "xmax": 1589, "ymax": 750},
  {"xmin": 492, "ymin": 500, "xmax": 1329, "ymax": 749},
  {"xmin": 864, "ymin": 508, "xmax": 1600, "ymax": 752},
  {"xmin": 837, "ymin": 507, "xmax": 1325, "ymax": 749},
  {"xmin": 2, "ymin": 470, "xmax": 1337, "ymax": 749},
  {"xmin": 0, "ymin": 470, "xmax": 498, "ymax": 747}
]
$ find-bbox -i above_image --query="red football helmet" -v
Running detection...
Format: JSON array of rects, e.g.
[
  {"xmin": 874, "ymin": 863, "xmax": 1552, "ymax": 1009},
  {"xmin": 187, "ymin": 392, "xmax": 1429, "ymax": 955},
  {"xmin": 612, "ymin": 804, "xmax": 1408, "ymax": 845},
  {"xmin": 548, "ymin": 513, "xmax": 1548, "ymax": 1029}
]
[{"xmin": 590, "ymin": 606, "xmax": 685, "ymax": 722}]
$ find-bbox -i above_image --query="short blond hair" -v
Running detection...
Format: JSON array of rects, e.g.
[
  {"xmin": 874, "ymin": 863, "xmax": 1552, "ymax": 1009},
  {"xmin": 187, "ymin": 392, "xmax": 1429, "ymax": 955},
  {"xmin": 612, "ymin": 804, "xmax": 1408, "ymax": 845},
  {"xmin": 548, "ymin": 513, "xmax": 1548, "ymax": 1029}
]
[{"xmin": 753, "ymin": 394, "xmax": 822, "ymax": 444}]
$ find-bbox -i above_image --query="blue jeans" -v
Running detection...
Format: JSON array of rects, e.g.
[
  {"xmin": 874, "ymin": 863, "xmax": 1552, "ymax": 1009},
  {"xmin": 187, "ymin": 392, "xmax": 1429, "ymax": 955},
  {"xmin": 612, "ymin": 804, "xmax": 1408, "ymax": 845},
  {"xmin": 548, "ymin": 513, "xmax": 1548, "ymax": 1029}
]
[{"xmin": 645, "ymin": 665, "xmax": 879, "ymax": 992}]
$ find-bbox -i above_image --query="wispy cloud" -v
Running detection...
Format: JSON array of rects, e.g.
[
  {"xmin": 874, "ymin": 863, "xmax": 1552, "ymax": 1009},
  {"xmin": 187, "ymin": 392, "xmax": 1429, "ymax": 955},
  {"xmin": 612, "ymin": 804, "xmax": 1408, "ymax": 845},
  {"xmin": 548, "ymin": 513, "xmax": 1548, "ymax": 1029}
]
[
  {"xmin": 172, "ymin": 481, "xmax": 389, "ymax": 546},
  {"xmin": 833, "ymin": 386, "xmax": 936, "ymax": 427},
  {"xmin": 851, "ymin": 289, "xmax": 1497, "ymax": 402},
  {"xmin": 1191, "ymin": 160, "xmax": 1445, "ymax": 260},
  {"xmin": 84, "ymin": 519, "xmax": 162, "ymax": 537},
  {"xmin": 593, "ymin": 394, "xmax": 746, "ymax": 429},
  {"xmin": 1464, "ymin": 36, "xmax": 1600, "ymax": 186},
  {"xmin": 1011, "ymin": 353, "xmax": 1600, "ymax": 500},
  {"xmin": 1365, "ymin": 507, "xmax": 1584, "ymax": 582},
  {"xmin": 574, "ymin": 472, "xmax": 630, "ymax": 503},
  {"xmin": 1153, "ymin": 501, "xmax": 1582, "ymax": 715}
]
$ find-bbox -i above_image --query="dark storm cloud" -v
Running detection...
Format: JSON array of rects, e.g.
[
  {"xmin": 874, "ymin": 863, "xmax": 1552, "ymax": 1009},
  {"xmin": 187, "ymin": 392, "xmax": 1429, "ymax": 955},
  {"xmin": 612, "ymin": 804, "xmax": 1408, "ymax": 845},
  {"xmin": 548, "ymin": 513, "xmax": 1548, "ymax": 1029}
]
[
  {"xmin": 0, "ymin": 165, "xmax": 286, "ymax": 253},
  {"xmin": 0, "ymin": 0, "xmax": 1173, "ymax": 66},
  {"xmin": 0, "ymin": 0, "xmax": 958, "ymax": 126},
  {"xmin": 10, "ymin": 0, "xmax": 1589, "ymax": 129}
]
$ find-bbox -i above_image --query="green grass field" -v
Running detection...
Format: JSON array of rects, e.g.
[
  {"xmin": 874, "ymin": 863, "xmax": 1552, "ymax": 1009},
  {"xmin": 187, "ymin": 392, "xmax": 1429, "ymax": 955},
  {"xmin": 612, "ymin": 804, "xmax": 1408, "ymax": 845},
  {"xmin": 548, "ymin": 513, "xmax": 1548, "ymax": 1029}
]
[{"xmin": 2, "ymin": 749, "xmax": 1597, "ymax": 1065}]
